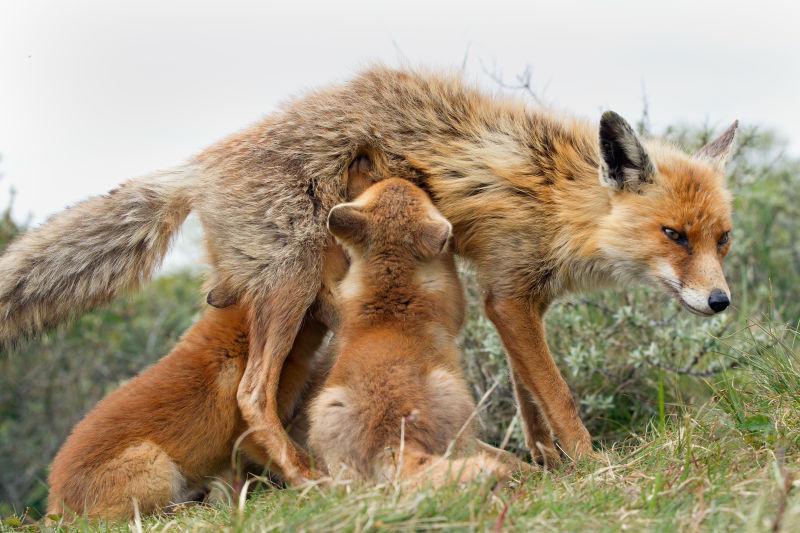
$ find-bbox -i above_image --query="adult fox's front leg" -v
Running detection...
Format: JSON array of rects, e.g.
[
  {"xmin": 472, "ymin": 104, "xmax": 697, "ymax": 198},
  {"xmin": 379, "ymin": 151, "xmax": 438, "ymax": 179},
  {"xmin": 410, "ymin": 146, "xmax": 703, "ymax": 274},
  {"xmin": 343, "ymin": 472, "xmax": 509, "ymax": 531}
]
[
  {"xmin": 484, "ymin": 294, "xmax": 593, "ymax": 460},
  {"xmin": 509, "ymin": 369, "xmax": 560, "ymax": 466},
  {"xmin": 237, "ymin": 281, "xmax": 320, "ymax": 485}
]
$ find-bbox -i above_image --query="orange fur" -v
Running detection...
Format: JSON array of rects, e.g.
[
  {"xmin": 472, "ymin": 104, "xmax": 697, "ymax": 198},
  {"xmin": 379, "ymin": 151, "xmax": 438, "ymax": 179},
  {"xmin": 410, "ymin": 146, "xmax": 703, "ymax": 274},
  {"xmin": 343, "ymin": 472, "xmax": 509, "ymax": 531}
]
[
  {"xmin": 2, "ymin": 67, "xmax": 738, "ymax": 475},
  {"xmin": 46, "ymin": 303, "xmax": 331, "ymax": 520},
  {"xmin": 595, "ymin": 142, "xmax": 733, "ymax": 315},
  {"xmin": 308, "ymin": 179, "xmax": 521, "ymax": 485}
]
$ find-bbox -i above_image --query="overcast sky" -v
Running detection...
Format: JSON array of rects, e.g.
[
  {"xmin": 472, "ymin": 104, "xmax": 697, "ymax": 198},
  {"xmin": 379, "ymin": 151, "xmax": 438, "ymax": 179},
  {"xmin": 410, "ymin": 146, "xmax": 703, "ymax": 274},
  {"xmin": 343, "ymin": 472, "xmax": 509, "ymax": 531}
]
[{"xmin": 1, "ymin": 0, "xmax": 798, "ymax": 226}]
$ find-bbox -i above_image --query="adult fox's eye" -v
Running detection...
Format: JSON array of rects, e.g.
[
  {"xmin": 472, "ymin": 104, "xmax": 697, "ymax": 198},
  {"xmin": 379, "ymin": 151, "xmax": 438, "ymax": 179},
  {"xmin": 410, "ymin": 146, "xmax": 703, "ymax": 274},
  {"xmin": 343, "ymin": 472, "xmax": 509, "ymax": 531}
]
[
  {"xmin": 718, "ymin": 231, "xmax": 731, "ymax": 246},
  {"xmin": 662, "ymin": 226, "xmax": 688, "ymax": 246}
]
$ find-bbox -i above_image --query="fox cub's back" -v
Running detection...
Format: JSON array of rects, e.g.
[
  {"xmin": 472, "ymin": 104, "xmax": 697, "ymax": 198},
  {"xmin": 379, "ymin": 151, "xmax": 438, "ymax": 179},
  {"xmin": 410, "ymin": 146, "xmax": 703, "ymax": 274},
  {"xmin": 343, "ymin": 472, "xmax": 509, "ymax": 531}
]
[{"xmin": 308, "ymin": 179, "xmax": 495, "ymax": 484}]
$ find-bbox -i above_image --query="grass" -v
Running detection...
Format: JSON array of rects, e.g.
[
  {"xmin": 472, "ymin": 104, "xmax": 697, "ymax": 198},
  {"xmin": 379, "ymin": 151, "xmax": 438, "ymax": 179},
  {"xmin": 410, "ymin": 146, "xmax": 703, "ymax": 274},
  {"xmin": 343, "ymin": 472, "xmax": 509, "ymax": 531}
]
[{"xmin": 4, "ymin": 322, "xmax": 798, "ymax": 532}]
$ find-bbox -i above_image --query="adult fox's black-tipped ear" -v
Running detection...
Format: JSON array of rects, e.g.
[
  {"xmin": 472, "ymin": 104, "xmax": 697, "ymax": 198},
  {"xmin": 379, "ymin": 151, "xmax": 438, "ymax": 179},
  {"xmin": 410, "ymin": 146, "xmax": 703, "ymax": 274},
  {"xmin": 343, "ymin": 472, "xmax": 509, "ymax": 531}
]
[
  {"xmin": 327, "ymin": 203, "xmax": 367, "ymax": 245},
  {"xmin": 694, "ymin": 120, "xmax": 739, "ymax": 171},
  {"xmin": 598, "ymin": 110, "xmax": 656, "ymax": 193}
]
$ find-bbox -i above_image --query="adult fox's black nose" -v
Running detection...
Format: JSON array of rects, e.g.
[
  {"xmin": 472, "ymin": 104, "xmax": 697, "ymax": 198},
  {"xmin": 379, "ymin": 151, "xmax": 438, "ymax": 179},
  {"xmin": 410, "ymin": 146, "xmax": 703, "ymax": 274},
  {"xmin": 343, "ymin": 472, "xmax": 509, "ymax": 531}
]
[{"xmin": 708, "ymin": 289, "xmax": 730, "ymax": 313}]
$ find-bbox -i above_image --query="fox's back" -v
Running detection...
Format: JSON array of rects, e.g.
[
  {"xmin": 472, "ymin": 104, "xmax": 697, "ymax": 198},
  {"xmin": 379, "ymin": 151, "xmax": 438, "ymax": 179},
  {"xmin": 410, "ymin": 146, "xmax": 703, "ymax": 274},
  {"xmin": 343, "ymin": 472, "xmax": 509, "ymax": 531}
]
[{"xmin": 309, "ymin": 334, "xmax": 475, "ymax": 478}]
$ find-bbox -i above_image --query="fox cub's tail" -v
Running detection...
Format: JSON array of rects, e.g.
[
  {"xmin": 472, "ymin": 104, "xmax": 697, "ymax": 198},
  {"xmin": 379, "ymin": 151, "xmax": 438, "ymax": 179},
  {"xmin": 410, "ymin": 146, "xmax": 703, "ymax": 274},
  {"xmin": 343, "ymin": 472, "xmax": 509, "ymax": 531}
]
[
  {"xmin": 397, "ymin": 448, "xmax": 514, "ymax": 488},
  {"xmin": 0, "ymin": 165, "xmax": 199, "ymax": 348}
]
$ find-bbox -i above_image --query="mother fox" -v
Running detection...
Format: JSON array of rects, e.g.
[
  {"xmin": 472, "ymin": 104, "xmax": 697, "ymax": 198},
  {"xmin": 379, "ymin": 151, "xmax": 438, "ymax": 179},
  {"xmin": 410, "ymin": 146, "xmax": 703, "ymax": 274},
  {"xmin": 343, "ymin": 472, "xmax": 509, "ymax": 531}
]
[{"xmin": 0, "ymin": 66, "xmax": 737, "ymax": 483}]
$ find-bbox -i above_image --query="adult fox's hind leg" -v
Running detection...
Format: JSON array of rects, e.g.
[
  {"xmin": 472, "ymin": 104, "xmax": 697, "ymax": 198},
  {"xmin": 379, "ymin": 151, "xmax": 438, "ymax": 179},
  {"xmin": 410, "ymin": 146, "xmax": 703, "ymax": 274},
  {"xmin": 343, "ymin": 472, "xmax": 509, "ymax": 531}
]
[
  {"xmin": 229, "ymin": 154, "xmax": 370, "ymax": 486},
  {"xmin": 237, "ymin": 280, "xmax": 321, "ymax": 485}
]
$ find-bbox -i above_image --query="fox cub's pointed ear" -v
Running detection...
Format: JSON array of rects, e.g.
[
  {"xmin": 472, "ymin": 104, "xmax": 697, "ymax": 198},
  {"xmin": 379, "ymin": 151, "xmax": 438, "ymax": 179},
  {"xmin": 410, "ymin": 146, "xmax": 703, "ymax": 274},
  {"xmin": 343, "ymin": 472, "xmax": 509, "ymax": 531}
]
[
  {"xmin": 328, "ymin": 203, "xmax": 367, "ymax": 244},
  {"xmin": 598, "ymin": 111, "xmax": 656, "ymax": 193},
  {"xmin": 694, "ymin": 120, "xmax": 738, "ymax": 171},
  {"xmin": 207, "ymin": 283, "xmax": 238, "ymax": 308},
  {"xmin": 419, "ymin": 213, "xmax": 453, "ymax": 258}
]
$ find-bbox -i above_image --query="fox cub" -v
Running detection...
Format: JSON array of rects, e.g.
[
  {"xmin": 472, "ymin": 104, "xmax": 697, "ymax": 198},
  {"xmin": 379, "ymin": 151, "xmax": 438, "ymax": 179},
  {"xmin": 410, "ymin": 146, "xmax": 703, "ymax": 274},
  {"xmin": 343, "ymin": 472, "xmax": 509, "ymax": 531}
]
[
  {"xmin": 308, "ymin": 178, "xmax": 521, "ymax": 486},
  {"xmin": 47, "ymin": 304, "xmax": 329, "ymax": 520}
]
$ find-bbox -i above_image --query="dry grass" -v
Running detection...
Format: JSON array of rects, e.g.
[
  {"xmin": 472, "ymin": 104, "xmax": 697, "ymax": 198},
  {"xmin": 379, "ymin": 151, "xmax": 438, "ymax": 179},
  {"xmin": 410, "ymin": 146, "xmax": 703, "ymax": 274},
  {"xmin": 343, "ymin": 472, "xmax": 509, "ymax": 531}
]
[{"xmin": 4, "ymin": 322, "xmax": 797, "ymax": 532}]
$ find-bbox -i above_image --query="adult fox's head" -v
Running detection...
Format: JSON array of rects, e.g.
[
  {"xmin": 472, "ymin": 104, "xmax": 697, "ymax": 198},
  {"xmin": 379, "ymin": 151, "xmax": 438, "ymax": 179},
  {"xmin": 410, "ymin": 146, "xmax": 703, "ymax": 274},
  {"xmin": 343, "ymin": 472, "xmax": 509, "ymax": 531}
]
[{"xmin": 595, "ymin": 112, "xmax": 737, "ymax": 316}]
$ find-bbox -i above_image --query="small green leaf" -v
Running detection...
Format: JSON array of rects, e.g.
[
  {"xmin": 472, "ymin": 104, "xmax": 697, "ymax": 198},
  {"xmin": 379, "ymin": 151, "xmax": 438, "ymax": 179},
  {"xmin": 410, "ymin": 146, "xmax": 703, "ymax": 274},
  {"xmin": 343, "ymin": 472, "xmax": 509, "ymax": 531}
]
[{"xmin": 739, "ymin": 414, "xmax": 774, "ymax": 434}]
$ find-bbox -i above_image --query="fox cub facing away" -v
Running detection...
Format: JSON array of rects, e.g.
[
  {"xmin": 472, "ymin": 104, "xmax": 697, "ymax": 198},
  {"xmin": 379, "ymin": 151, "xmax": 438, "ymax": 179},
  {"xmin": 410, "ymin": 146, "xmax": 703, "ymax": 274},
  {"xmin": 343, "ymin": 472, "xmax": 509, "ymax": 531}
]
[
  {"xmin": 308, "ymin": 178, "xmax": 523, "ymax": 485},
  {"xmin": 46, "ymin": 303, "xmax": 331, "ymax": 520}
]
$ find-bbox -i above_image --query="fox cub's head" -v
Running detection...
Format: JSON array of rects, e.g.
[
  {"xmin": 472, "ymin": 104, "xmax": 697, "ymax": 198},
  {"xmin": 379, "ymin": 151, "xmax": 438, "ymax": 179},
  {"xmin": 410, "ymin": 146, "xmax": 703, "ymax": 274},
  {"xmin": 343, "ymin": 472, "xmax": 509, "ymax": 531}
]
[
  {"xmin": 596, "ymin": 112, "xmax": 737, "ymax": 316},
  {"xmin": 327, "ymin": 178, "xmax": 452, "ymax": 261},
  {"xmin": 328, "ymin": 178, "xmax": 464, "ymax": 329}
]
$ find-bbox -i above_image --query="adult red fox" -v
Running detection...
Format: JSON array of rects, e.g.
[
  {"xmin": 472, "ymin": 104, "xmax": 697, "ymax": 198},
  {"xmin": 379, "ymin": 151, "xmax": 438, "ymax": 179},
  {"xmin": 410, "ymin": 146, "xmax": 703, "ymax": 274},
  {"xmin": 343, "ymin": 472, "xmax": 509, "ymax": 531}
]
[
  {"xmin": 0, "ymin": 66, "xmax": 737, "ymax": 482},
  {"xmin": 308, "ymin": 178, "xmax": 522, "ymax": 485}
]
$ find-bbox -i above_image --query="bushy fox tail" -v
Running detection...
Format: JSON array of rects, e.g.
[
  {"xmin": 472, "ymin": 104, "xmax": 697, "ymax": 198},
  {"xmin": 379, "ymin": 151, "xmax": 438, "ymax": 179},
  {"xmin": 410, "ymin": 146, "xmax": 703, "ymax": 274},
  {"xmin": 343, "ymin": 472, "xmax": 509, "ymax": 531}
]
[{"xmin": 0, "ymin": 165, "xmax": 199, "ymax": 348}]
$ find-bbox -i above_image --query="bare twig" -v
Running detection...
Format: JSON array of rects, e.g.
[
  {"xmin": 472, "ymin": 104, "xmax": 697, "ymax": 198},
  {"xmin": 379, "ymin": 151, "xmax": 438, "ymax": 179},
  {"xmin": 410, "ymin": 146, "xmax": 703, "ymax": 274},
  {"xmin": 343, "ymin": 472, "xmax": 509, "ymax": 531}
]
[{"xmin": 480, "ymin": 60, "xmax": 545, "ymax": 106}]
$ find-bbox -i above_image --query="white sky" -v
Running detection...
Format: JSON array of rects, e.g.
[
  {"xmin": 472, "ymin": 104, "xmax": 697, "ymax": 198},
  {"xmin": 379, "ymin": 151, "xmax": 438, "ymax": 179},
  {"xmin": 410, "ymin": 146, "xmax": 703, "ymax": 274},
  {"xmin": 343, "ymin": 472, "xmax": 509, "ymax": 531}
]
[{"xmin": 1, "ymin": 0, "xmax": 798, "ymax": 227}]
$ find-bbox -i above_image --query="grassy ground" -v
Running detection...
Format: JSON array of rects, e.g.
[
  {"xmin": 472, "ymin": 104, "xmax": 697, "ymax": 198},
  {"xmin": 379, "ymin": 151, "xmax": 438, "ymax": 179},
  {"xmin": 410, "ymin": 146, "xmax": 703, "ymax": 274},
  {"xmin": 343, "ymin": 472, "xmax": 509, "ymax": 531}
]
[{"xmin": 4, "ymin": 321, "xmax": 798, "ymax": 532}]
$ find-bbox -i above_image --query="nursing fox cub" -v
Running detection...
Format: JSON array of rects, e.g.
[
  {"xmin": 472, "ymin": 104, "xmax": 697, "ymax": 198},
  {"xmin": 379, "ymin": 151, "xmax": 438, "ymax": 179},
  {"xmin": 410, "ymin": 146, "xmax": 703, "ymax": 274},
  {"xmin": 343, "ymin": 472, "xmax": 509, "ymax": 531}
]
[
  {"xmin": 309, "ymin": 178, "xmax": 518, "ymax": 485},
  {"xmin": 48, "ymin": 178, "xmax": 518, "ymax": 520},
  {"xmin": 47, "ymin": 303, "xmax": 329, "ymax": 520}
]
